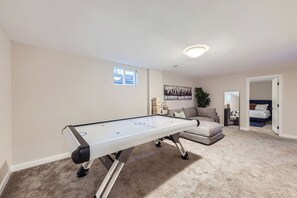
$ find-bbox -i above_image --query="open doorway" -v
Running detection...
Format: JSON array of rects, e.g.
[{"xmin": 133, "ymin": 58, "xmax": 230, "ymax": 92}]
[
  {"xmin": 246, "ymin": 75, "xmax": 282, "ymax": 135},
  {"xmin": 224, "ymin": 91, "xmax": 240, "ymax": 128}
]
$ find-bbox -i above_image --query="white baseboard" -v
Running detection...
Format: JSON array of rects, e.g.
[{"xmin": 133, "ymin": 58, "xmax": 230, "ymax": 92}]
[
  {"xmin": 0, "ymin": 169, "xmax": 12, "ymax": 195},
  {"xmin": 280, "ymin": 134, "xmax": 297, "ymax": 140},
  {"xmin": 0, "ymin": 152, "xmax": 70, "ymax": 195},
  {"xmin": 10, "ymin": 152, "xmax": 70, "ymax": 172}
]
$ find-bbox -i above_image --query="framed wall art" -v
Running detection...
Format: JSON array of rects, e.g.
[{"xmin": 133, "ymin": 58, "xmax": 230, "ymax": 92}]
[{"xmin": 164, "ymin": 85, "xmax": 192, "ymax": 100}]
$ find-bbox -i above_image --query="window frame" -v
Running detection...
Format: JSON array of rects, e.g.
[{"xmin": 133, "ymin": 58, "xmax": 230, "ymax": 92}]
[
  {"xmin": 113, "ymin": 67, "xmax": 138, "ymax": 86},
  {"xmin": 226, "ymin": 94, "xmax": 232, "ymax": 102}
]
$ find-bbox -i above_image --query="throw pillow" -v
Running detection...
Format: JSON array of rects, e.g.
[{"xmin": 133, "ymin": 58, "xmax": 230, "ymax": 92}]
[
  {"xmin": 250, "ymin": 103, "xmax": 256, "ymax": 110},
  {"xmin": 168, "ymin": 109, "xmax": 182, "ymax": 116},
  {"xmin": 182, "ymin": 107, "xmax": 197, "ymax": 118},
  {"xmin": 255, "ymin": 104, "xmax": 269, "ymax": 110},
  {"xmin": 174, "ymin": 111, "xmax": 186, "ymax": 118}
]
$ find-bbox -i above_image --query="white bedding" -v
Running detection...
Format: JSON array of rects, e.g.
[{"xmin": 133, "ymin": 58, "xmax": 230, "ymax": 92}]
[{"xmin": 250, "ymin": 109, "xmax": 271, "ymax": 119}]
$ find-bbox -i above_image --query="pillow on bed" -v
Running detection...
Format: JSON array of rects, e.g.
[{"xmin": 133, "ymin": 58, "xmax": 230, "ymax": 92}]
[
  {"xmin": 250, "ymin": 103, "xmax": 256, "ymax": 110},
  {"xmin": 174, "ymin": 111, "xmax": 186, "ymax": 118},
  {"xmin": 255, "ymin": 104, "xmax": 269, "ymax": 110}
]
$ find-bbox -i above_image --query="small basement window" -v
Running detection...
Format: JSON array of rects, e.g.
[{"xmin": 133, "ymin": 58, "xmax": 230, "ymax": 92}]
[{"xmin": 113, "ymin": 67, "xmax": 137, "ymax": 86}]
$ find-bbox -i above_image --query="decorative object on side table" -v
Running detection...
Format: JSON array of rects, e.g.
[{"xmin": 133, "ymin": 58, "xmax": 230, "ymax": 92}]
[
  {"xmin": 151, "ymin": 97, "xmax": 161, "ymax": 115},
  {"xmin": 195, "ymin": 87, "xmax": 211, "ymax": 107},
  {"xmin": 161, "ymin": 102, "xmax": 169, "ymax": 115}
]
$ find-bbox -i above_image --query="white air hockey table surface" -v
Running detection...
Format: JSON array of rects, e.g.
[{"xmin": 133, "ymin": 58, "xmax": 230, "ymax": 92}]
[
  {"xmin": 63, "ymin": 115, "xmax": 198, "ymax": 163},
  {"xmin": 62, "ymin": 115, "xmax": 199, "ymax": 198}
]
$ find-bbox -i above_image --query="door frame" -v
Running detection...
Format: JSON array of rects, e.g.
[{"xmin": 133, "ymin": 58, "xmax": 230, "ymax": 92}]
[{"xmin": 245, "ymin": 74, "xmax": 283, "ymax": 135}]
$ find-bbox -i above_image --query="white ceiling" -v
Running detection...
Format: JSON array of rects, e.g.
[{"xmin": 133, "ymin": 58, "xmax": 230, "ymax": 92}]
[{"xmin": 1, "ymin": 0, "xmax": 297, "ymax": 77}]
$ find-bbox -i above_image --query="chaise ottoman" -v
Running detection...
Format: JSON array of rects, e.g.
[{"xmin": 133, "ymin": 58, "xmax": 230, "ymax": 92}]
[{"xmin": 180, "ymin": 121, "xmax": 224, "ymax": 145}]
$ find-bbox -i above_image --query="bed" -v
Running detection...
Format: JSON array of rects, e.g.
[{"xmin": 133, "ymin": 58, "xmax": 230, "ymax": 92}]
[
  {"xmin": 249, "ymin": 100, "xmax": 272, "ymax": 126},
  {"xmin": 250, "ymin": 109, "xmax": 271, "ymax": 119}
]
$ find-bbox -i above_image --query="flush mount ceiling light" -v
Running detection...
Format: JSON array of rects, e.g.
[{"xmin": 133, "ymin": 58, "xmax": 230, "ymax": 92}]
[{"xmin": 183, "ymin": 45, "xmax": 209, "ymax": 58}]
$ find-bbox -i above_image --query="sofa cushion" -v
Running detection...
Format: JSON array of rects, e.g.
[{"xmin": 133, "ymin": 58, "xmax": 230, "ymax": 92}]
[
  {"xmin": 182, "ymin": 107, "xmax": 197, "ymax": 118},
  {"xmin": 167, "ymin": 109, "xmax": 182, "ymax": 117},
  {"xmin": 180, "ymin": 131, "xmax": 223, "ymax": 145},
  {"xmin": 196, "ymin": 107, "xmax": 217, "ymax": 118},
  {"xmin": 185, "ymin": 121, "xmax": 223, "ymax": 137},
  {"xmin": 188, "ymin": 116, "xmax": 215, "ymax": 123}
]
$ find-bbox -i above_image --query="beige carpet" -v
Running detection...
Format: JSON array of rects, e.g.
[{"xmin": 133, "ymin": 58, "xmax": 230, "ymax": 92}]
[
  {"xmin": 250, "ymin": 122, "xmax": 275, "ymax": 135},
  {"xmin": 2, "ymin": 127, "xmax": 297, "ymax": 198}
]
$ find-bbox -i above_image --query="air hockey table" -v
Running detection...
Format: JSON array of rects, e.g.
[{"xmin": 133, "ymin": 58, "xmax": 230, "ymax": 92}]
[{"xmin": 62, "ymin": 115, "xmax": 199, "ymax": 198}]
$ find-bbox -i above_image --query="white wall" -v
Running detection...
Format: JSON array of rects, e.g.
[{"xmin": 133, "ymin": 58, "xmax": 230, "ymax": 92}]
[
  {"xmin": 147, "ymin": 70, "xmax": 198, "ymax": 112},
  {"xmin": 197, "ymin": 65, "xmax": 297, "ymax": 137},
  {"xmin": 250, "ymin": 81, "xmax": 272, "ymax": 100},
  {"xmin": 11, "ymin": 42, "xmax": 148, "ymax": 165},
  {"xmin": 10, "ymin": 43, "xmax": 199, "ymax": 166},
  {"xmin": 0, "ymin": 26, "xmax": 11, "ymax": 184},
  {"xmin": 282, "ymin": 66, "xmax": 297, "ymax": 138},
  {"xmin": 147, "ymin": 69, "xmax": 164, "ymax": 114}
]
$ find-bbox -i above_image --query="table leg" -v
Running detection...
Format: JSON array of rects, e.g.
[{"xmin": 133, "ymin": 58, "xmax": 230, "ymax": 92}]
[
  {"xmin": 77, "ymin": 160, "xmax": 94, "ymax": 177},
  {"xmin": 95, "ymin": 159, "xmax": 120, "ymax": 198},
  {"xmin": 154, "ymin": 139, "xmax": 162, "ymax": 147},
  {"xmin": 102, "ymin": 161, "xmax": 125, "ymax": 197},
  {"xmin": 170, "ymin": 133, "xmax": 189, "ymax": 160},
  {"xmin": 94, "ymin": 147, "xmax": 134, "ymax": 198}
]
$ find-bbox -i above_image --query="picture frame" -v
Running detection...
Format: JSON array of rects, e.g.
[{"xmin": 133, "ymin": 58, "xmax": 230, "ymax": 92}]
[{"xmin": 164, "ymin": 85, "xmax": 192, "ymax": 100}]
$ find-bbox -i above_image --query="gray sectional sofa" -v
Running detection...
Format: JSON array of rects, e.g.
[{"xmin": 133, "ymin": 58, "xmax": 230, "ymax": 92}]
[
  {"xmin": 168, "ymin": 107, "xmax": 220, "ymax": 123},
  {"xmin": 168, "ymin": 107, "xmax": 224, "ymax": 145}
]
